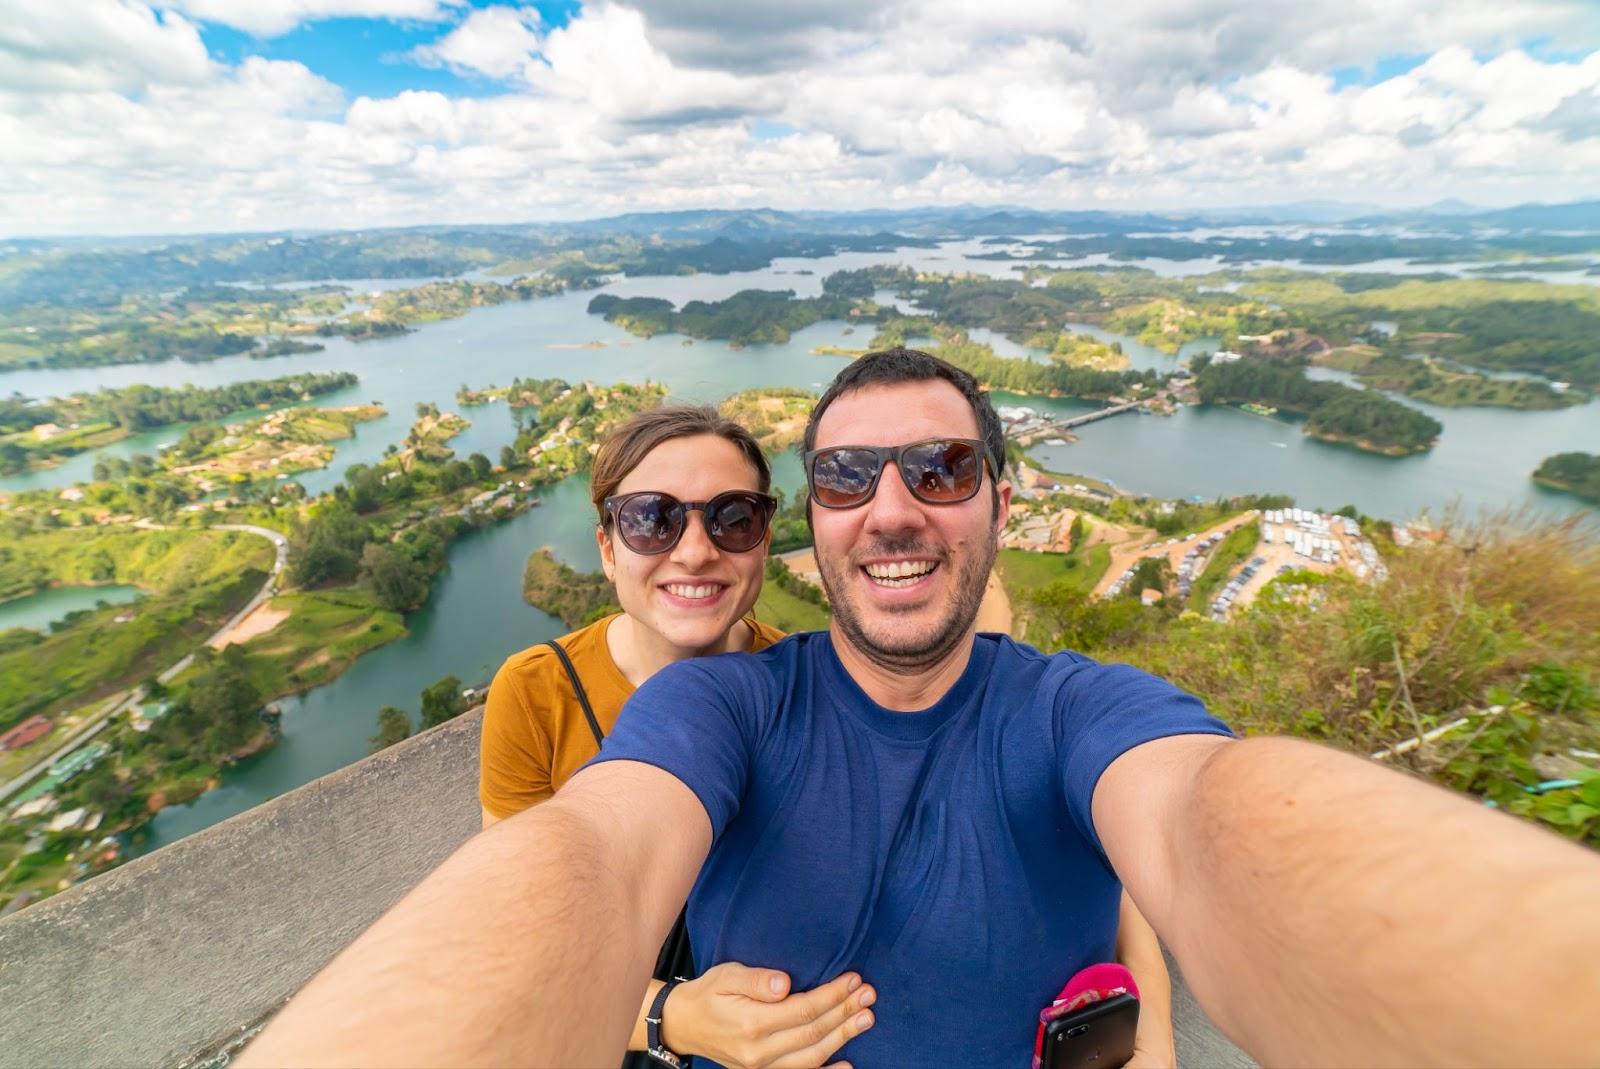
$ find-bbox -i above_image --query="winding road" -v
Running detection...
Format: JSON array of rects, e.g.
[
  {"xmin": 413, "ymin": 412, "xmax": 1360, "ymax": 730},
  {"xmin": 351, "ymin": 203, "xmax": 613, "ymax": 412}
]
[{"xmin": 0, "ymin": 524, "xmax": 289, "ymax": 806}]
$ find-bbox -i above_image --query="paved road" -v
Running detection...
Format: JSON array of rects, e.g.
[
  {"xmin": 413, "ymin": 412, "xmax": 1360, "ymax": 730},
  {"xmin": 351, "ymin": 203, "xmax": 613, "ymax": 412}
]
[{"xmin": 0, "ymin": 523, "xmax": 290, "ymax": 806}]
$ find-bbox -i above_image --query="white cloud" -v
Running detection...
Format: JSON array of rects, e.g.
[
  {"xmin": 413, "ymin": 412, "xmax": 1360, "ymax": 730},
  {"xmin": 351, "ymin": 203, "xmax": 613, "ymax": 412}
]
[
  {"xmin": 0, "ymin": 0, "xmax": 212, "ymax": 92},
  {"xmin": 409, "ymin": 4, "xmax": 542, "ymax": 80},
  {"xmin": 162, "ymin": 0, "xmax": 460, "ymax": 37},
  {"xmin": 4, "ymin": 0, "xmax": 1600, "ymax": 235}
]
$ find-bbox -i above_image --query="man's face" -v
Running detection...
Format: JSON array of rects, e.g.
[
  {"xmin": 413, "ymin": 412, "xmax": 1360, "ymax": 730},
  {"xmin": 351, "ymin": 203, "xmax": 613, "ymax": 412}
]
[{"xmin": 809, "ymin": 380, "xmax": 1010, "ymax": 672}]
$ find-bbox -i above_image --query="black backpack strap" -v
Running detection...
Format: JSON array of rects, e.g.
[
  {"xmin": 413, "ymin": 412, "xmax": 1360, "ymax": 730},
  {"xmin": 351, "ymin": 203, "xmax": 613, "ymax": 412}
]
[{"xmin": 544, "ymin": 639, "xmax": 605, "ymax": 748}]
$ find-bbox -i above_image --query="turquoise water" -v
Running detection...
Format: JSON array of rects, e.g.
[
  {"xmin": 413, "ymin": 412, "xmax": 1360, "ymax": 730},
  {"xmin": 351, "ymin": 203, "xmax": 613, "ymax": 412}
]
[{"xmin": 0, "ymin": 584, "xmax": 143, "ymax": 633}]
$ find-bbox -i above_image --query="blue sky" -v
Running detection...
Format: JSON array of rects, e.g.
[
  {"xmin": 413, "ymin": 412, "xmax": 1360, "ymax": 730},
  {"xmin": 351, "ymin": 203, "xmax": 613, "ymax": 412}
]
[
  {"xmin": 196, "ymin": 1, "xmax": 581, "ymax": 99},
  {"xmin": 2, "ymin": 1, "xmax": 1598, "ymax": 235}
]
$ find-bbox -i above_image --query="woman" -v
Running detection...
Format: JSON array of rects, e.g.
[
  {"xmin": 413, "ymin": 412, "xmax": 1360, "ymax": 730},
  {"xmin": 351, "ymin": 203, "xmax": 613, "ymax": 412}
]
[{"xmin": 479, "ymin": 404, "xmax": 1175, "ymax": 1068}]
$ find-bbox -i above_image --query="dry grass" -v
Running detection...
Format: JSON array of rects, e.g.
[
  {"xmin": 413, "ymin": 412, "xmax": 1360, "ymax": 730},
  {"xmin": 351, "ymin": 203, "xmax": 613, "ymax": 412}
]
[{"xmin": 1090, "ymin": 510, "xmax": 1600, "ymax": 752}]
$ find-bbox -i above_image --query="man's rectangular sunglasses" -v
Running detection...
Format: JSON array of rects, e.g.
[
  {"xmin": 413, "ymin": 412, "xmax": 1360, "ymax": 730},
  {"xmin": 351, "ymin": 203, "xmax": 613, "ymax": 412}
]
[
  {"xmin": 804, "ymin": 437, "xmax": 992, "ymax": 509},
  {"xmin": 603, "ymin": 490, "xmax": 778, "ymax": 555}
]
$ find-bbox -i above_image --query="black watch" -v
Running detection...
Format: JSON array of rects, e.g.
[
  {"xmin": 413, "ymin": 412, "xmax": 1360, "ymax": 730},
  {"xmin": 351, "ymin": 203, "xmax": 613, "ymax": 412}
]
[{"xmin": 646, "ymin": 976, "xmax": 690, "ymax": 1068}]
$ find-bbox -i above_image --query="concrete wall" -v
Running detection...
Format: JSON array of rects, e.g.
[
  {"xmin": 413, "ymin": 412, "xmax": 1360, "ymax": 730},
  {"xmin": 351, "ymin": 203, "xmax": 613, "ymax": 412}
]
[{"xmin": 0, "ymin": 709, "xmax": 1251, "ymax": 1068}]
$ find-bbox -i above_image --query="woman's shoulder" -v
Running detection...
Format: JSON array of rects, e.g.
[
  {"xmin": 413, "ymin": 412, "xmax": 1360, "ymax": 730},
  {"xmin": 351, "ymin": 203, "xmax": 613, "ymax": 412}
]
[
  {"xmin": 747, "ymin": 616, "xmax": 788, "ymax": 651},
  {"xmin": 494, "ymin": 614, "xmax": 619, "ymax": 689}
]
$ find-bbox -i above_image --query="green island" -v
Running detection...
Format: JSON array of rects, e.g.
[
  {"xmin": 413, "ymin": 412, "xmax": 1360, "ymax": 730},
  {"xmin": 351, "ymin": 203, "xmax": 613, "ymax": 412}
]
[
  {"xmin": 0, "ymin": 372, "xmax": 360, "ymax": 474},
  {"xmin": 1532, "ymin": 452, "xmax": 1600, "ymax": 503},
  {"xmin": 718, "ymin": 387, "xmax": 815, "ymax": 452},
  {"xmin": 587, "ymin": 289, "xmax": 856, "ymax": 346},
  {"xmin": 0, "ymin": 273, "xmax": 595, "ymax": 374},
  {"xmin": 1193, "ymin": 355, "xmax": 1442, "ymax": 455},
  {"xmin": 1313, "ymin": 346, "xmax": 1580, "ymax": 409}
]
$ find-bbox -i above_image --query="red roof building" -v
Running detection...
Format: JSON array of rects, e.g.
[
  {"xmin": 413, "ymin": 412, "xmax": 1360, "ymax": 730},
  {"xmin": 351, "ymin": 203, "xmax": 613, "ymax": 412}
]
[{"xmin": 0, "ymin": 715, "xmax": 53, "ymax": 752}]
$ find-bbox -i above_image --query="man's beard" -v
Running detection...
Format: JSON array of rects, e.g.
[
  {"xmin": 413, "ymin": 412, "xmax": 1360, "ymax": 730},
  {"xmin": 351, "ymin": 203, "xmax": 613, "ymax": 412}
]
[{"xmin": 817, "ymin": 525, "xmax": 998, "ymax": 675}]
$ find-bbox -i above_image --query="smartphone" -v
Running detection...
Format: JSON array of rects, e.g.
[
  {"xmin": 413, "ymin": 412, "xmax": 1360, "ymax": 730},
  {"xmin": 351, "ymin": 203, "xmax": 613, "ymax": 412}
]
[{"xmin": 1041, "ymin": 992, "xmax": 1140, "ymax": 1069}]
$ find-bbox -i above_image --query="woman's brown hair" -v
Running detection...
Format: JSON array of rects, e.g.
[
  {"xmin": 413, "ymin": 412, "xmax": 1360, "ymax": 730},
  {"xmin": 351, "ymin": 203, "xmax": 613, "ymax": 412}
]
[{"xmin": 590, "ymin": 404, "xmax": 771, "ymax": 527}]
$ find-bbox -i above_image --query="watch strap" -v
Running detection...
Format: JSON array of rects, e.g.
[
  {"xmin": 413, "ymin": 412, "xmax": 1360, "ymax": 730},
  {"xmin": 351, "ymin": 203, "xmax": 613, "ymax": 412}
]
[{"xmin": 646, "ymin": 976, "xmax": 690, "ymax": 1068}]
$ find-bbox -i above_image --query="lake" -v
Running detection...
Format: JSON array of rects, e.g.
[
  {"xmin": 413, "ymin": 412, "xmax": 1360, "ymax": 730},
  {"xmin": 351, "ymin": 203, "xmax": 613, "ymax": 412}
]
[
  {"xmin": 0, "ymin": 584, "xmax": 143, "ymax": 634},
  {"xmin": 2, "ymin": 240, "xmax": 1592, "ymax": 853}
]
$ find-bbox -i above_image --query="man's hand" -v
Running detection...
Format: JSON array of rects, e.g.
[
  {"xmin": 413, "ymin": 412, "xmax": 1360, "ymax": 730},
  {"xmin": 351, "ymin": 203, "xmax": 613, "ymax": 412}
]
[{"xmin": 662, "ymin": 964, "xmax": 876, "ymax": 1069}]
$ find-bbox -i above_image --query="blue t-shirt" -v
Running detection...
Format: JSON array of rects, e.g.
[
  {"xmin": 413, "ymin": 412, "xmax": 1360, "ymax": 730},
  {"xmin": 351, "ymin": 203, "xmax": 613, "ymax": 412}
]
[{"xmin": 595, "ymin": 632, "xmax": 1232, "ymax": 1067}]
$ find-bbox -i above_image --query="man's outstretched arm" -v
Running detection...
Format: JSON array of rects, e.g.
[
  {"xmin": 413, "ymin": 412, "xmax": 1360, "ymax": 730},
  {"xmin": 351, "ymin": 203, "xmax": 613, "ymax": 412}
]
[
  {"xmin": 1095, "ymin": 735, "xmax": 1600, "ymax": 1067},
  {"xmin": 239, "ymin": 760, "xmax": 710, "ymax": 1068}
]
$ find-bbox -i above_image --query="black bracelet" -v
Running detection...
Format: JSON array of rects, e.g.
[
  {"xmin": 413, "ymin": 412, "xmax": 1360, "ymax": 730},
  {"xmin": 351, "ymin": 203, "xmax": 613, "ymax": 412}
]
[{"xmin": 646, "ymin": 976, "xmax": 690, "ymax": 1068}]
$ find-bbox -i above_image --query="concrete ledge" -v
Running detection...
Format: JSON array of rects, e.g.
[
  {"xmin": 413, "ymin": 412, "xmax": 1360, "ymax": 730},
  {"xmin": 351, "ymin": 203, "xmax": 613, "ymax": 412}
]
[{"xmin": 0, "ymin": 707, "xmax": 1251, "ymax": 1068}]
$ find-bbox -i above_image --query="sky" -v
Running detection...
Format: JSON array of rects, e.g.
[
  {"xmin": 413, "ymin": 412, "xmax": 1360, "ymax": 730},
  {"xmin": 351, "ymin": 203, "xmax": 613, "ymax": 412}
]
[{"xmin": 2, "ymin": 0, "xmax": 1599, "ymax": 237}]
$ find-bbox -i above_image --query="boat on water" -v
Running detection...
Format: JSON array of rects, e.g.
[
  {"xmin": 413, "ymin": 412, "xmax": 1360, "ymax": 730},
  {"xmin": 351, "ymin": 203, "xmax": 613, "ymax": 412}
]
[{"xmin": 1241, "ymin": 402, "xmax": 1279, "ymax": 417}]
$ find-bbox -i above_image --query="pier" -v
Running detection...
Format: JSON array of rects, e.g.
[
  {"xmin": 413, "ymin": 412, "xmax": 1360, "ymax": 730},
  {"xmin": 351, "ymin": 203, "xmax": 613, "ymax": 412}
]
[{"xmin": 1011, "ymin": 399, "xmax": 1147, "ymax": 444}]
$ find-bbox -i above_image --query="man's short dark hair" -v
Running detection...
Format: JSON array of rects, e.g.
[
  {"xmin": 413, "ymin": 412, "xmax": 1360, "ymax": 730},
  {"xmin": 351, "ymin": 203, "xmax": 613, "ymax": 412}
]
[{"xmin": 803, "ymin": 347, "xmax": 1007, "ymax": 476}]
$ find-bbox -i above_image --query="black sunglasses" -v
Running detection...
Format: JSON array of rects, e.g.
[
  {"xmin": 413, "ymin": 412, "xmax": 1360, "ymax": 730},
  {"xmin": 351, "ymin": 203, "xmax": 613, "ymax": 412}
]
[
  {"xmin": 603, "ymin": 490, "xmax": 777, "ymax": 556},
  {"xmin": 804, "ymin": 437, "xmax": 991, "ymax": 509}
]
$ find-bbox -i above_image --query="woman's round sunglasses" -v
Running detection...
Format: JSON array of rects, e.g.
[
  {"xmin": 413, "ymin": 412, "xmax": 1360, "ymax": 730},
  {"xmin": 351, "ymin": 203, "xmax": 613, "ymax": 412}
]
[
  {"xmin": 804, "ymin": 437, "xmax": 992, "ymax": 509},
  {"xmin": 603, "ymin": 490, "xmax": 778, "ymax": 556}
]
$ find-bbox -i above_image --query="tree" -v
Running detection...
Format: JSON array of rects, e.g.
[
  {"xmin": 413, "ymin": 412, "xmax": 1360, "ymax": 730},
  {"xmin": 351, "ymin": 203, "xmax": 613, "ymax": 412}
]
[
  {"xmin": 420, "ymin": 674, "xmax": 467, "ymax": 728},
  {"xmin": 359, "ymin": 543, "xmax": 428, "ymax": 612},
  {"xmin": 370, "ymin": 706, "xmax": 411, "ymax": 753},
  {"xmin": 499, "ymin": 445, "xmax": 519, "ymax": 471},
  {"xmin": 467, "ymin": 452, "xmax": 492, "ymax": 481},
  {"xmin": 0, "ymin": 441, "xmax": 26, "ymax": 475}
]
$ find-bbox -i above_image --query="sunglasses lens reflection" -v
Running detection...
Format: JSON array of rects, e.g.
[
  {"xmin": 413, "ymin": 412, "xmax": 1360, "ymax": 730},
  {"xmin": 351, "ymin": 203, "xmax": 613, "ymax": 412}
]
[
  {"xmin": 810, "ymin": 439, "xmax": 982, "ymax": 508},
  {"xmin": 708, "ymin": 493, "xmax": 766, "ymax": 552},
  {"xmin": 905, "ymin": 440, "xmax": 980, "ymax": 502},
  {"xmin": 811, "ymin": 448, "xmax": 880, "ymax": 507},
  {"xmin": 612, "ymin": 491, "xmax": 773, "ymax": 555},
  {"xmin": 617, "ymin": 493, "xmax": 681, "ymax": 554}
]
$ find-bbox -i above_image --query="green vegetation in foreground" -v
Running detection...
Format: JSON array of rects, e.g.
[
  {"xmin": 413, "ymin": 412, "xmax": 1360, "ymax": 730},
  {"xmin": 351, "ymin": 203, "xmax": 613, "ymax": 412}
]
[
  {"xmin": 997, "ymin": 544, "xmax": 1111, "ymax": 646},
  {"xmin": 1532, "ymin": 452, "xmax": 1600, "ymax": 503},
  {"xmin": 0, "ymin": 527, "xmax": 272, "ymax": 726},
  {"xmin": 1186, "ymin": 521, "xmax": 1261, "ymax": 611},
  {"xmin": 588, "ymin": 289, "xmax": 856, "ymax": 346},
  {"xmin": 1195, "ymin": 355, "xmax": 1442, "ymax": 455},
  {"xmin": 0, "ymin": 372, "xmax": 359, "ymax": 474},
  {"xmin": 1022, "ymin": 513, "xmax": 1600, "ymax": 847}
]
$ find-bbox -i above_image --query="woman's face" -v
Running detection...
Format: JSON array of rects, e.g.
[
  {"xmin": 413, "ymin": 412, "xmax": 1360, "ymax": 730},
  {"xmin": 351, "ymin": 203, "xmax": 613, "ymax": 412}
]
[{"xmin": 598, "ymin": 434, "xmax": 770, "ymax": 656}]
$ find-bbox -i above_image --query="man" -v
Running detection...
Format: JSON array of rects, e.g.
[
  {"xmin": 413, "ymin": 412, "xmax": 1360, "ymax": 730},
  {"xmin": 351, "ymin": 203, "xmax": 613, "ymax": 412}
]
[{"xmin": 243, "ymin": 350, "xmax": 1600, "ymax": 1068}]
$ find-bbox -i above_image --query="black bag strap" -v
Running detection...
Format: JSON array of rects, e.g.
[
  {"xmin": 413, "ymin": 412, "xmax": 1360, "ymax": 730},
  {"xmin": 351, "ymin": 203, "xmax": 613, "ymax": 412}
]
[{"xmin": 544, "ymin": 639, "xmax": 605, "ymax": 748}]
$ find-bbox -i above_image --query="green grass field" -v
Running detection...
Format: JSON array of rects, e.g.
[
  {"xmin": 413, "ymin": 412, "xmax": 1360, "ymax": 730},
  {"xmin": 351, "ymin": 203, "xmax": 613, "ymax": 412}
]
[
  {"xmin": 754, "ymin": 582, "xmax": 830, "ymax": 633},
  {"xmin": 996, "ymin": 545, "xmax": 1110, "ymax": 601},
  {"xmin": 232, "ymin": 588, "xmax": 407, "ymax": 697},
  {"xmin": 0, "ymin": 526, "xmax": 274, "ymax": 602}
]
